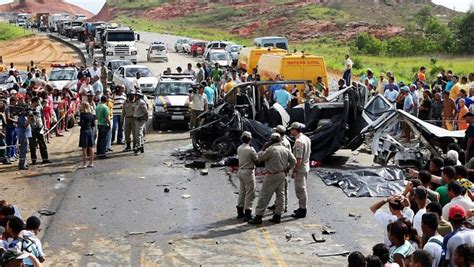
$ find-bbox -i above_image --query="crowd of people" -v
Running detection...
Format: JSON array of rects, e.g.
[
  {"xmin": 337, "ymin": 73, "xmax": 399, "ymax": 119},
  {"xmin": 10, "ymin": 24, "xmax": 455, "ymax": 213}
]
[
  {"xmin": 1, "ymin": 201, "xmax": 44, "ymax": 266},
  {"xmin": 0, "ymin": 60, "xmax": 151, "ymax": 170}
]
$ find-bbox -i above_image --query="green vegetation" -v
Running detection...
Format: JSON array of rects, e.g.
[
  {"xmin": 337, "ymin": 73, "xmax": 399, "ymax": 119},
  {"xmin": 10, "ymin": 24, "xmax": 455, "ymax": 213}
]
[
  {"xmin": 0, "ymin": 23, "xmax": 33, "ymax": 42},
  {"xmin": 113, "ymin": 2, "xmax": 473, "ymax": 83},
  {"xmin": 107, "ymin": 0, "xmax": 169, "ymax": 9},
  {"xmin": 352, "ymin": 7, "xmax": 474, "ymax": 56}
]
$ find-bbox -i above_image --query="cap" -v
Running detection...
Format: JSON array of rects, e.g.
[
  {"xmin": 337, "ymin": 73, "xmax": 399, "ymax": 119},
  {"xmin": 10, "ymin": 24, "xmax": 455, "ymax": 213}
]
[
  {"xmin": 437, "ymin": 73, "xmax": 443, "ymax": 78},
  {"xmin": 367, "ymin": 68, "xmax": 373, "ymax": 74},
  {"xmin": 241, "ymin": 131, "xmax": 252, "ymax": 139},
  {"xmin": 449, "ymin": 204, "xmax": 466, "ymax": 220},
  {"xmin": 289, "ymin": 122, "xmax": 302, "ymax": 131},
  {"xmin": 459, "ymin": 178, "xmax": 473, "ymax": 191},
  {"xmin": 380, "ymin": 72, "xmax": 385, "ymax": 77},
  {"xmin": 274, "ymin": 125, "xmax": 286, "ymax": 134},
  {"xmin": 414, "ymin": 186, "xmax": 427, "ymax": 199},
  {"xmin": 409, "ymin": 83, "xmax": 416, "ymax": 88},
  {"xmin": 401, "ymin": 86, "xmax": 410, "ymax": 92},
  {"xmin": 270, "ymin": 133, "xmax": 281, "ymax": 141},
  {"xmin": 463, "ymin": 112, "xmax": 474, "ymax": 118}
]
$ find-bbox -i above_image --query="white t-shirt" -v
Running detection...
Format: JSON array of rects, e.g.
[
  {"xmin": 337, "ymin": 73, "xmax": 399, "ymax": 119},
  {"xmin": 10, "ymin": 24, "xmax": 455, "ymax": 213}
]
[
  {"xmin": 374, "ymin": 209, "xmax": 413, "ymax": 246},
  {"xmin": 423, "ymin": 235, "xmax": 443, "ymax": 267},
  {"xmin": 413, "ymin": 208, "xmax": 426, "ymax": 236},
  {"xmin": 442, "ymin": 196, "xmax": 474, "ymax": 221},
  {"xmin": 6, "ymin": 75, "xmax": 17, "ymax": 90},
  {"xmin": 79, "ymin": 84, "xmax": 94, "ymax": 103},
  {"xmin": 89, "ymin": 67, "xmax": 101, "ymax": 78},
  {"xmin": 384, "ymin": 89, "xmax": 398, "ymax": 102},
  {"xmin": 446, "ymin": 229, "xmax": 474, "ymax": 266},
  {"xmin": 344, "ymin": 58, "xmax": 353, "ymax": 71}
]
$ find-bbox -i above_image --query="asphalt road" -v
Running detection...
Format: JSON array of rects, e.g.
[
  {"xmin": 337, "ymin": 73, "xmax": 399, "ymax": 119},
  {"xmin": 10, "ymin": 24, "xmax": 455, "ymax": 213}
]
[{"xmin": 39, "ymin": 31, "xmax": 384, "ymax": 265}]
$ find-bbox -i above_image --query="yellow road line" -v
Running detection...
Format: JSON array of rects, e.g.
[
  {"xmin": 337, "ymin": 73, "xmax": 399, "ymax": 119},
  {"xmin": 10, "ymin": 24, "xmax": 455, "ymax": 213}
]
[
  {"xmin": 258, "ymin": 226, "xmax": 287, "ymax": 267},
  {"xmin": 250, "ymin": 228, "xmax": 271, "ymax": 266}
]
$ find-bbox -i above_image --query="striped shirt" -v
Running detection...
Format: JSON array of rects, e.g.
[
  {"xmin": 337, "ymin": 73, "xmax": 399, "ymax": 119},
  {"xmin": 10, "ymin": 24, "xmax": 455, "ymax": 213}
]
[{"xmin": 113, "ymin": 94, "xmax": 126, "ymax": 115}]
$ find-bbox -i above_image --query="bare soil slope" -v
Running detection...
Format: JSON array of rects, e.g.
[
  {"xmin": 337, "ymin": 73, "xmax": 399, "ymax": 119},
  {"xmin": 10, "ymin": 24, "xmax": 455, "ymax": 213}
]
[{"xmin": 0, "ymin": 0, "xmax": 93, "ymax": 17}]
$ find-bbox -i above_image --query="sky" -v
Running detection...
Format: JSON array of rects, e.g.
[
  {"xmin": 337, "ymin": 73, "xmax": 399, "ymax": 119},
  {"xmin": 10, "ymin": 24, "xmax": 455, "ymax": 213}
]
[{"xmin": 0, "ymin": 0, "xmax": 472, "ymax": 14}]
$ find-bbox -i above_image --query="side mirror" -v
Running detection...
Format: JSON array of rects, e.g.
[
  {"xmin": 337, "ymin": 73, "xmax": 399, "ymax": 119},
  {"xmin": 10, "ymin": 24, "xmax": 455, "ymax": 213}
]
[{"xmin": 137, "ymin": 34, "xmax": 140, "ymax": 41}]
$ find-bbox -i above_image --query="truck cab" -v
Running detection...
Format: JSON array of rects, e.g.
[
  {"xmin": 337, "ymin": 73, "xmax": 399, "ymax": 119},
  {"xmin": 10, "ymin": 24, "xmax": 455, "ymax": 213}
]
[
  {"xmin": 253, "ymin": 36, "xmax": 289, "ymax": 51},
  {"xmin": 102, "ymin": 27, "xmax": 140, "ymax": 64}
]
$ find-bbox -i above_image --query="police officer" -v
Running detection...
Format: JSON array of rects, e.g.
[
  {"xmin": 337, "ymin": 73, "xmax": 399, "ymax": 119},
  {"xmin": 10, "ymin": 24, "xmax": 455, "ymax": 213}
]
[
  {"xmin": 122, "ymin": 93, "xmax": 135, "ymax": 151},
  {"xmin": 236, "ymin": 131, "xmax": 258, "ymax": 222},
  {"xmin": 249, "ymin": 133, "xmax": 296, "ymax": 225},
  {"xmin": 268, "ymin": 125, "xmax": 291, "ymax": 212},
  {"xmin": 289, "ymin": 122, "xmax": 311, "ymax": 219},
  {"xmin": 132, "ymin": 91, "xmax": 148, "ymax": 155}
]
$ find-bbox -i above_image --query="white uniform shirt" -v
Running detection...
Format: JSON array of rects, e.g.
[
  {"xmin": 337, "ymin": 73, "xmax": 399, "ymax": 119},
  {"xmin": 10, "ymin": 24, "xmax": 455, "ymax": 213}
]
[
  {"xmin": 423, "ymin": 235, "xmax": 443, "ymax": 267},
  {"xmin": 192, "ymin": 93, "xmax": 208, "ymax": 111},
  {"xmin": 344, "ymin": 58, "xmax": 353, "ymax": 71},
  {"xmin": 442, "ymin": 196, "xmax": 474, "ymax": 221}
]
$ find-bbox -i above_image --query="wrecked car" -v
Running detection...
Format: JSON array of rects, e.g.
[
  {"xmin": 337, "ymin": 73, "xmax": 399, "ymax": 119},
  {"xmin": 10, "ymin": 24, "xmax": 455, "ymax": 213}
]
[{"xmin": 191, "ymin": 80, "xmax": 376, "ymax": 159}]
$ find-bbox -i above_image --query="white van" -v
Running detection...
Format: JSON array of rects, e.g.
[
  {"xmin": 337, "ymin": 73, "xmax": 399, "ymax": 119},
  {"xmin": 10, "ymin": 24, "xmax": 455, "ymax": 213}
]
[{"xmin": 253, "ymin": 36, "xmax": 289, "ymax": 51}]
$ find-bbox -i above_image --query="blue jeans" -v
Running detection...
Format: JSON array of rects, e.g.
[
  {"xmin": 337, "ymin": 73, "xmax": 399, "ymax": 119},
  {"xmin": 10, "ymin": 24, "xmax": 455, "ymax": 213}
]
[
  {"xmin": 106, "ymin": 125, "xmax": 112, "ymax": 150},
  {"xmin": 6, "ymin": 125, "xmax": 17, "ymax": 158},
  {"xmin": 343, "ymin": 69, "xmax": 352, "ymax": 86},
  {"xmin": 18, "ymin": 137, "xmax": 28, "ymax": 167},
  {"xmin": 112, "ymin": 115, "xmax": 123, "ymax": 144},
  {"xmin": 97, "ymin": 125, "xmax": 109, "ymax": 156}
]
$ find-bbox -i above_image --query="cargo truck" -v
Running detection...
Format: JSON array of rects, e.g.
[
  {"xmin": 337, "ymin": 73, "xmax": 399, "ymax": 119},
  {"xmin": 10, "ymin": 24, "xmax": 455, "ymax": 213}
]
[{"xmin": 237, "ymin": 47, "xmax": 286, "ymax": 74}]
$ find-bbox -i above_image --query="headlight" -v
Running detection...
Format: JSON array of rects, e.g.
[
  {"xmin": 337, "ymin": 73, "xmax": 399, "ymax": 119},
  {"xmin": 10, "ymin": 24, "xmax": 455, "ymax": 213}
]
[
  {"xmin": 155, "ymin": 106, "xmax": 165, "ymax": 112},
  {"xmin": 131, "ymin": 51, "xmax": 137, "ymax": 55}
]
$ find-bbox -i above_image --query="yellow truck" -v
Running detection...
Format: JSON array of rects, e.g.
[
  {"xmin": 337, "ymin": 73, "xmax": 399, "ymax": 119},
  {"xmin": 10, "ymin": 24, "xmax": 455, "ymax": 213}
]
[
  {"xmin": 238, "ymin": 47, "xmax": 287, "ymax": 74},
  {"xmin": 257, "ymin": 52, "xmax": 329, "ymax": 94}
]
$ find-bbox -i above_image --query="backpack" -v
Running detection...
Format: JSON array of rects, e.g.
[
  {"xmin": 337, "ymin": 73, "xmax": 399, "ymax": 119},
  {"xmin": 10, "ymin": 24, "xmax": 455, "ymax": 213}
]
[{"xmin": 427, "ymin": 237, "xmax": 444, "ymax": 267}]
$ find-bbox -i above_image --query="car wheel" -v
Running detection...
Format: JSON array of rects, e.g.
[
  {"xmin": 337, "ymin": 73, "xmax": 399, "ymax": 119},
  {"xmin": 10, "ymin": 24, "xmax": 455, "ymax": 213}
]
[
  {"xmin": 152, "ymin": 117, "xmax": 161, "ymax": 130},
  {"xmin": 212, "ymin": 136, "xmax": 235, "ymax": 157}
]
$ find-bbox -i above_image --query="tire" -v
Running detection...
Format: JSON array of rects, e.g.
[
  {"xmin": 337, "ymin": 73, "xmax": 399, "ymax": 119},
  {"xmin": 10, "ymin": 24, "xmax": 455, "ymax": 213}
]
[
  {"xmin": 152, "ymin": 117, "xmax": 161, "ymax": 130},
  {"xmin": 212, "ymin": 136, "xmax": 235, "ymax": 157}
]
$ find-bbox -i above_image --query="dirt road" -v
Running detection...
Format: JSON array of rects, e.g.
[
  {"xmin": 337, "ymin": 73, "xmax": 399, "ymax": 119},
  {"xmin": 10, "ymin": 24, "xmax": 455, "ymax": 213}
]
[{"xmin": 0, "ymin": 35, "xmax": 81, "ymax": 71}]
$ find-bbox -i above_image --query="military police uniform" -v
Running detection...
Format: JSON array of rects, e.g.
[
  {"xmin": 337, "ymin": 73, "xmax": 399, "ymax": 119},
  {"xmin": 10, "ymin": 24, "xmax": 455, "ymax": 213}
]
[
  {"xmin": 132, "ymin": 92, "xmax": 149, "ymax": 154},
  {"xmin": 236, "ymin": 131, "xmax": 258, "ymax": 221},
  {"xmin": 290, "ymin": 122, "xmax": 311, "ymax": 218},
  {"xmin": 122, "ymin": 96, "xmax": 135, "ymax": 151},
  {"xmin": 249, "ymin": 133, "xmax": 296, "ymax": 224},
  {"xmin": 270, "ymin": 125, "xmax": 292, "ymax": 213}
]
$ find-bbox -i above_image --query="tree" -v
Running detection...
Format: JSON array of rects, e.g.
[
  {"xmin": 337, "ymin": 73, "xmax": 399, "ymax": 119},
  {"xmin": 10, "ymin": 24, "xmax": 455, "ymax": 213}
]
[{"xmin": 455, "ymin": 12, "xmax": 474, "ymax": 54}]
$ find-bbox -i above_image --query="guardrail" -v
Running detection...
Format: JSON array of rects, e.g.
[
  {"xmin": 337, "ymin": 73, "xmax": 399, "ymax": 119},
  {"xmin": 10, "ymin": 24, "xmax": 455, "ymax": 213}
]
[{"xmin": 47, "ymin": 34, "xmax": 87, "ymax": 65}]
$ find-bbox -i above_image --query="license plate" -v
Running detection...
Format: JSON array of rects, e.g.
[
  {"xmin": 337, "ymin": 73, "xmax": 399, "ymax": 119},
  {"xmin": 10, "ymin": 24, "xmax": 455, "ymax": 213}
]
[{"xmin": 171, "ymin": 115, "xmax": 184, "ymax": 120}]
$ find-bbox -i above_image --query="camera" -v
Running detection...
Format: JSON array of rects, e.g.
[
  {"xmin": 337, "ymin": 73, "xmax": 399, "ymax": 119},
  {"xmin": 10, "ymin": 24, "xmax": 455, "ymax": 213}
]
[{"xmin": 9, "ymin": 105, "xmax": 33, "ymax": 116}]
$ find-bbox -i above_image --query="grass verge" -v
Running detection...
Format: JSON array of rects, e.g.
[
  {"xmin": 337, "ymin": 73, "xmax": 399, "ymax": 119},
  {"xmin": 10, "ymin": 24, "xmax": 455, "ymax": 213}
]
[
  {"xmin": 117, "ymin": 17, "xmax": 473, "ymax": 82},
  {"xmin": 0, "ymin": 22, "xmax": 33, "ymax": 42}
]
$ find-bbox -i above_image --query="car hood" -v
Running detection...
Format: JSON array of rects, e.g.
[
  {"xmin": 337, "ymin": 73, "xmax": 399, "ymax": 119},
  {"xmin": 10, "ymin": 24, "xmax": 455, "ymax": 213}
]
[
  {"xmin": 155, "ymin": 95, "xmax": 189, "ymax": 106},
  {"xmin": 125, "ymin": 77, "xmax": 158, "ymax": 84},
  {"xmin": 50, "ymin": 80, "xmax": 77, "ymax": 90},
  {"xmin": 213, "ymin": 59, "xmax": 230, "ymax": 66}
]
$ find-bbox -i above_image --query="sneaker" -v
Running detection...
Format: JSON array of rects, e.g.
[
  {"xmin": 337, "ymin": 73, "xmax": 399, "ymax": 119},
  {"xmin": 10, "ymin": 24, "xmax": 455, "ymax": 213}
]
[
  {"xmin": 19, "ymin": 165, "xmax": 29, "ymax": 170},
  {"xmin": 42, "ymin": 160, "xmax": 52, "ymax": 164},
  {"xmin": 78, "ymin": 165, "xmax": 87, "ymax": 169},
  {"xmin": 87, "ymin": 164, "xmax": 94, "ymax": 168},
  {"xmin": 107, "ymin": 148, "xmax": 113, "ymax": 152}
]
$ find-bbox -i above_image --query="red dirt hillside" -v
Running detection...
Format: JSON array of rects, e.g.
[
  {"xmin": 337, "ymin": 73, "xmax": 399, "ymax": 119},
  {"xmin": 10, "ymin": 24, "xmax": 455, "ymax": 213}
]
[{"xmin": 0, "ymin": 0, "xmax": 94, "ymax": 17}]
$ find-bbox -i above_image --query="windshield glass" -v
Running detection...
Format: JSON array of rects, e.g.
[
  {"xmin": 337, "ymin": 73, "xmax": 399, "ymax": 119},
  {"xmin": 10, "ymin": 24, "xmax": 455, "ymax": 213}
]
[
  {"xmin": 230, "ymin": 46, "xmax": 240, "ymax": 52},
  {"xmin": 49, "ymin": 69, "xmax": 76, "ymax": 81},
  {"xmin": 107, "ymin": 32, "xmax": 135, "ymax": 42},
  {"xmin": 126, "ymin": 67, "xmax": 153, "ymax": 78},
  {"xmin": 110, "ymin": 61, "xmax": 131, "ymax": 71},
  {"xmin": 151, "ymin": 45, "xmax": 166, "ymax": 51},
  {"xmin": 0, "ymin": 73, "xmax": 8, "ymax": 84},
  {"xmin": 72, "ymin": 22, "xmax": 82, "ymax": 26},
  {"xmin": 156, "ymin": 82, "xmax": 193, "ymax": 96},
  {"xmin": 211, "ymin": 53, "xmax": 229, "ymax": 61}
]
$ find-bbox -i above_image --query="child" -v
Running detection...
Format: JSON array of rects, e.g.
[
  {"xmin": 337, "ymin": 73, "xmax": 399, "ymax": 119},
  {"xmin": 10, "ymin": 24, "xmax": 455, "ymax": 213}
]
[
  {"xmin": 41, "ymin": 99, "xmax": 50, "ymax": 143},
  {"xmin": 22, "ymin": 216, "xmax": 45, "ymax": 265}
]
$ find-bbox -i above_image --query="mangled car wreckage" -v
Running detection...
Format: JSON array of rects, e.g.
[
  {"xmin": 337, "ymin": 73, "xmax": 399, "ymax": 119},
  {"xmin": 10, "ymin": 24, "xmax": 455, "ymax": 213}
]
[{"xmin": 191, "ymin": 80, "xmax": 465, "ymax": 167}]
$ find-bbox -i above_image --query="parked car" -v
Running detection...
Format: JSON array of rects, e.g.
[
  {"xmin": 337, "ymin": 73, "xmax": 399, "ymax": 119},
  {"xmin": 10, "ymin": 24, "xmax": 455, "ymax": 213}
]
[
  {"xmin": 147, "ymin": 42, "xmax": 168, "ymax": 62},
  {"xmin": 174, "ymin": 38, "xmax": 191, "ymax": 53},
  {"xmin": 226, "ymin": 44, "xmax": 243, "ymax": 63},
  {"xmin": 203, "ymin": 41, "xmax": 234, "ymax": 59},
  {"xmin": 112, "ymin": 65, "xmax": 158, "ymax": 95},
  {"xmin": 152, "ymin": 74, "xmax": 195, "ymax": 130},
  {"xmin": 190, "ymin": 41, "xmax": 208, "ymax": 57},
  {"xmin": 253, "ymin": 36, "xmax": 289, "ymax": 51},
  {"xmin": 205, "ymin": 49, "xmax": 232, "ymax": 68},
  {"xmin": 106, "ymin": 59, "xmax": 133, "ymax": 83}
]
